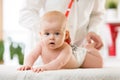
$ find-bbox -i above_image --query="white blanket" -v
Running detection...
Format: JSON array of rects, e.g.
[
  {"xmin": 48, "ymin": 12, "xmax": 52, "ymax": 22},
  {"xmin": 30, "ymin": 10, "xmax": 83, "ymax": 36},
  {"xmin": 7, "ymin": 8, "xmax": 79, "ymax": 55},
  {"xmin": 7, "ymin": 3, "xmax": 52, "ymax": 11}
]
[{"xmin": 0, "ymin": 65, "xmax": 120, "ymax": 80}]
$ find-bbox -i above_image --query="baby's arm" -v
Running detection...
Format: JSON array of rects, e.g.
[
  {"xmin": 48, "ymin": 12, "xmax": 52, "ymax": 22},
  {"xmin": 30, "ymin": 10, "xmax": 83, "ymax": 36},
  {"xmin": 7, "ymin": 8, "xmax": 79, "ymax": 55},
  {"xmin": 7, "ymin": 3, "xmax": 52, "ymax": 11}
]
[
  {"xmin": 18, "ymin": 42, "xmax": 42, "ymax": 71},
  {"xmin": 33, "ymin": 44, "xmax": 72, "ymax": 72}
]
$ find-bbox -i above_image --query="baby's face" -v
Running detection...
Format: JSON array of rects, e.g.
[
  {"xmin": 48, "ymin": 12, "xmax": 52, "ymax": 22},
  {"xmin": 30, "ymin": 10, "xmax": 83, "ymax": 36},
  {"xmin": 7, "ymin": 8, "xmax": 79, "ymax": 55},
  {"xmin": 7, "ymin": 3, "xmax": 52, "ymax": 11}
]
[{"xmin": 40, "ymin": 20, "xmax": 67, "ymax": 49}]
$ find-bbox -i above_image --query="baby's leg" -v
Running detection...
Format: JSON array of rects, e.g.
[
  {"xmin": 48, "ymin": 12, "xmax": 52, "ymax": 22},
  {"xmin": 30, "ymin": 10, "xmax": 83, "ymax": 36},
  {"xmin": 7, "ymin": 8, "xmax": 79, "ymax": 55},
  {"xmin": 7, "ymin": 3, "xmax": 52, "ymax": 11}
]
[{"xmin": 81, "ymin": 48, "xmax": 103, "ymax": 68}]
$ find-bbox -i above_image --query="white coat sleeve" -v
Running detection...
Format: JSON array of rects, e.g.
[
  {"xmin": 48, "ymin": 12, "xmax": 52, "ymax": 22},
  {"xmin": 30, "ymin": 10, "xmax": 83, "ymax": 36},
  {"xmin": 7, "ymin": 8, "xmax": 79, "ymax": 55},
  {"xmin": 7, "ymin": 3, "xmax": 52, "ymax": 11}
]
[
  {"xmin": 19, "ymin": 0, "xmax": 46, "ymax": 31},
  {"xmin": 88, "ymin": 0, "xmax": 106, "ymax": 33}
]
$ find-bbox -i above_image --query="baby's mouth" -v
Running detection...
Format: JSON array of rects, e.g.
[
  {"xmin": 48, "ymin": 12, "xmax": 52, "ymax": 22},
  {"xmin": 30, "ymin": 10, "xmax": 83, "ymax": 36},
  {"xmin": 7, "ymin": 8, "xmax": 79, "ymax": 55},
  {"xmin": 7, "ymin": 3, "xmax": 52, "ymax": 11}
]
[{"xmin": 49, "ymin": 42, "xmax": 55, "ymax": 45}]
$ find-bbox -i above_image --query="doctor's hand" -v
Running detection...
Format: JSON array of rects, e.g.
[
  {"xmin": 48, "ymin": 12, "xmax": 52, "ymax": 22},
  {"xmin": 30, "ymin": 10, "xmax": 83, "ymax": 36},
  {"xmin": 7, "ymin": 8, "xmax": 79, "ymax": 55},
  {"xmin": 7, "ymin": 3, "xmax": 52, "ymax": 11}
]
[{"xmin": 86, "ymin": 32, "xmax": 103, "ymax": 50}]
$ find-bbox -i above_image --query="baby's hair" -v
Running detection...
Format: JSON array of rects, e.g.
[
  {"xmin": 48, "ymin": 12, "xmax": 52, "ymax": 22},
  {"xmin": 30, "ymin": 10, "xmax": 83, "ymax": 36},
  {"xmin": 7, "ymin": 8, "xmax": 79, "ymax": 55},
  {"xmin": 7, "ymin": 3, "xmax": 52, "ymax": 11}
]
[
  {"xmin": 41, "ymin": 11, "xmax": 67, "ymax": 22},
  {"xmin": 40, "ymin": 11, "xmax": 68, "ymax": 31}
]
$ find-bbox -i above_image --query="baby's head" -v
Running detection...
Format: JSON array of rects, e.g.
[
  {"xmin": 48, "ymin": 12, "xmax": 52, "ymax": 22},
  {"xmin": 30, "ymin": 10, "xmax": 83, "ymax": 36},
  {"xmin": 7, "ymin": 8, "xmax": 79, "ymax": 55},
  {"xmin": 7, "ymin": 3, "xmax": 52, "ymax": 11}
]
[{"xmin": 39, "ymin": 11, "xmax": 69, "ymax": 49}]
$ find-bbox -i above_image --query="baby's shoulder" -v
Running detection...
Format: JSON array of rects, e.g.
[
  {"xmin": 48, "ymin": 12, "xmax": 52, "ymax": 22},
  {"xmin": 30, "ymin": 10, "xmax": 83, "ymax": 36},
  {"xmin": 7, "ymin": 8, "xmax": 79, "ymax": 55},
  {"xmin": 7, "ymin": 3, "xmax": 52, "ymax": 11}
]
[
  {"xmin": 63, "ymin": 43, "xmax": 72, "ymax": 50},
  {"xmin": 35, "ymin": 41, "xmax": 44, "ymax": 49}
]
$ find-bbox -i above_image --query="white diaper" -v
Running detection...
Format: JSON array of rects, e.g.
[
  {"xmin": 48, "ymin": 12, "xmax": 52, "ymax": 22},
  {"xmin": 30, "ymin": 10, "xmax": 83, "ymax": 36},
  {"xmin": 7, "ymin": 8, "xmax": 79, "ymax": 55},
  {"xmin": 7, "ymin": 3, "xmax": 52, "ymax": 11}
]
[{"xmin": 71, "ymin": 45, "xmax": 87, "ymax": 67}]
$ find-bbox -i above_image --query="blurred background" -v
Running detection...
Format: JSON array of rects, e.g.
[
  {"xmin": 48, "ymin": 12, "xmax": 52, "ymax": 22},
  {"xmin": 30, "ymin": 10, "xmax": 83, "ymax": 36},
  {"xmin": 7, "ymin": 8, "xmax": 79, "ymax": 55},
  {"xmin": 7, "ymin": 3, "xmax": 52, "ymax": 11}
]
[{"xmin": 0, "ymin": 0, "xmax": 120, "ymax": 67}]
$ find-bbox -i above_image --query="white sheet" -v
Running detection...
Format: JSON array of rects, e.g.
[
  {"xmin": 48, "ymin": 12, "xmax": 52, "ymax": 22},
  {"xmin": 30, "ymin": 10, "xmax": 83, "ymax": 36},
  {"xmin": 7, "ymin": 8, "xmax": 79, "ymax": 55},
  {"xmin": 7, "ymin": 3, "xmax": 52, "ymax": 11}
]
[{"xmin": 0, "ymin": 65, "xmax": 120, "ymax": 80}]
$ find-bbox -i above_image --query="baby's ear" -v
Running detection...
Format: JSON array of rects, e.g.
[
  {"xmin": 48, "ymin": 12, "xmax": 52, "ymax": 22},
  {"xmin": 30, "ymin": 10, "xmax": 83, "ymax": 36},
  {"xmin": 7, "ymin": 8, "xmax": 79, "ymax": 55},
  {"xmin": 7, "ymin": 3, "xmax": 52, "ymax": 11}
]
[
  {"xmin": 65, "ymin": 31, "xmax": 71, "ymax": 44},
  {"xmin": 39, "ymin": 32, "xmax": 41, "ymax": 35},
  {"xmin": 39, "ymin": 32, "xmax": 42, "ymax": 37},
  {"xmin": 65, "ymin": 31, "xmax": 69, "ymax": 39}
]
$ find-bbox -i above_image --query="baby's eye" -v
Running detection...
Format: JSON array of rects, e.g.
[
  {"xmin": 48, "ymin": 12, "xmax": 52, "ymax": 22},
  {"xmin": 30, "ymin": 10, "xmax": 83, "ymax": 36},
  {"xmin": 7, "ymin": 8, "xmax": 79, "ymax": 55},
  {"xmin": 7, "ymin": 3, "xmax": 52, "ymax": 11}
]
[
  {"xmin": 45, "ymin": 33, "xmax": 50, "ymax": 36},
  {"xmin": 55, "ymin": 32, "xmax": 60, "ymax": 35}
]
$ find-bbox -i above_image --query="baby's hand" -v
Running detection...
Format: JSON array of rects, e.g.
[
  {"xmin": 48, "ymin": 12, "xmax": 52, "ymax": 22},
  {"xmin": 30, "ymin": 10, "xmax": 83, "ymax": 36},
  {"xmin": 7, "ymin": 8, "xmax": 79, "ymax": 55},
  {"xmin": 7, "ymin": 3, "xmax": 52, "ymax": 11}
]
[
  {"xmin": 17, "ymin": 65, "xmax": 32, "ymax": 71},
  {"xmin": 32, "ymin": 66, "xmax": 46, "ymax": 73}
]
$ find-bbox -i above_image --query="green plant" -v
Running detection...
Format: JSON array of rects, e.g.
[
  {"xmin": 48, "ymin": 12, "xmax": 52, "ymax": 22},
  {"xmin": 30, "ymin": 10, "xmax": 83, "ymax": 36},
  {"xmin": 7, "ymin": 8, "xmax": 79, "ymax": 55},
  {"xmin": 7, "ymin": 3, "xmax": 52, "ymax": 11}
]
[
  {"xmin": 106, "ymin": 0, "xmax": 118, "ymax": 9},
  {"xmin": 109, "ymin": 1, "xmax": 117, "ymax": 8},
  {"xmin": 10, "ymin": 42, "xmax": 24, "ymax": 65},
  {"xmin": 0, "ymin": 40, "xmax": 4, "ymax": 63}
]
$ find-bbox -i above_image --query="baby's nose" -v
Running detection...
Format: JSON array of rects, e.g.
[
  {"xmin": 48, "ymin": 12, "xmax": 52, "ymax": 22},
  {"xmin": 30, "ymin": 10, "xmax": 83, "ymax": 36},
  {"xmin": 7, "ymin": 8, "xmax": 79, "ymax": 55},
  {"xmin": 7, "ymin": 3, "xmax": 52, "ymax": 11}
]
[{"xmin": 49, "ymin": 34, "xmax": 55, "ymax": 39}]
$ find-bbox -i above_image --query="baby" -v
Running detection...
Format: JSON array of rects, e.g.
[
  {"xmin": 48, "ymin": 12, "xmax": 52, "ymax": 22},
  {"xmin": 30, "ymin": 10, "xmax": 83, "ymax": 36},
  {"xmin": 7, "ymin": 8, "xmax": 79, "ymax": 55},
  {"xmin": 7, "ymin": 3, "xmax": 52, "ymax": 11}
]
[
  {"xmin": 18, "ymin": 11, "xmax": 102, "ymax": 72},
  {"xmin": 18, "ymin": 11, "xmax": 80, "ymax": 72}
]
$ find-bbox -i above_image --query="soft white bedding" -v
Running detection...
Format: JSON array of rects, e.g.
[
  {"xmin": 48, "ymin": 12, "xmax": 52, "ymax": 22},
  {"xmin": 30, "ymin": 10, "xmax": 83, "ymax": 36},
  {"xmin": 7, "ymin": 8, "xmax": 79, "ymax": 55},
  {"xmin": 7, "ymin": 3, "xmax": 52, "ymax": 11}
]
[{"xmin": 0, "ymin": 65, "xmax": 120, "ymax": 80}]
